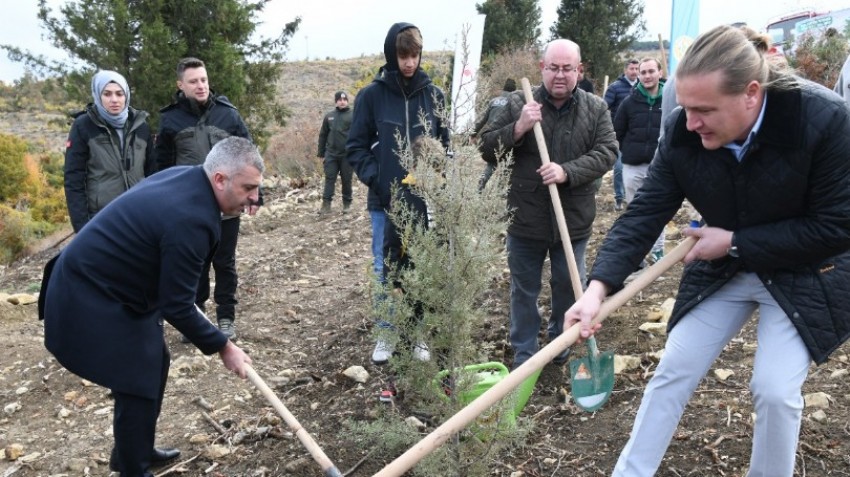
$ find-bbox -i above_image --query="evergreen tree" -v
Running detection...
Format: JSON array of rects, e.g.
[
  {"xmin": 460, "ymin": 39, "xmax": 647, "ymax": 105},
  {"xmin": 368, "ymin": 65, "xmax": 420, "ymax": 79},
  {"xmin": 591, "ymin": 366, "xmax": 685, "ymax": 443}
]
[
  {"xmin": 476, "ymin": 0, "xmax": 542, "ymax": 56},
  {"xmin": 549, "ymin": 0, "xmax": 645, "ymax": 82},
  {"xmin": 3, "ymin": 0, "xmax": 300, "ymax": 147}
]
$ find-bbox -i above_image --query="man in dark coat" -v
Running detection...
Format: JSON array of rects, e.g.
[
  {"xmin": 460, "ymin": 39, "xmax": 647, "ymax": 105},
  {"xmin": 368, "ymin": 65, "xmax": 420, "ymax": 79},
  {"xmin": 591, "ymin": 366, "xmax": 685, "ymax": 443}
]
[
  {"xmin": 567, "ymin": 26, "xmax": 850, "ymax": 476},
  {"xmin": 154, "ymin": 57, "xmax": 257, "ymax": 341},
  {"xmin": 604, "ymin": 58, "xmax": 639, "ymax": 211},
  {"xmin": 43, "ymin": 137, "xmax": 260, "ymax": 477},
  {"xmin": 478, "ymin": 39, "xmax": 617, "ymax": 369},
  {"xmin": 317, "ymin": 90, "xmax": 354, "ymax": 214}
]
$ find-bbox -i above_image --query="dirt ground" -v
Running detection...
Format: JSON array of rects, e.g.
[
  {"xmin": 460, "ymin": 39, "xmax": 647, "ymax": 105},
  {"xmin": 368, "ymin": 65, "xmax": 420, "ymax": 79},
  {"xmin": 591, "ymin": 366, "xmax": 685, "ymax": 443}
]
[{"xmin": 2, "ymin": 168, "xmax": 850, "ymax": 477}]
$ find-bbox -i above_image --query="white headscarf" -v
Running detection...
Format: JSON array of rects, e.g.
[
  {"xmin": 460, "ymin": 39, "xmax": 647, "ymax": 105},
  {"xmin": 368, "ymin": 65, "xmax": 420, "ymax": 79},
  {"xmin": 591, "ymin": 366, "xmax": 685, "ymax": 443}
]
[{"xmin": 91, "ymin": 70, "xmax": 130, "ymax": 130}]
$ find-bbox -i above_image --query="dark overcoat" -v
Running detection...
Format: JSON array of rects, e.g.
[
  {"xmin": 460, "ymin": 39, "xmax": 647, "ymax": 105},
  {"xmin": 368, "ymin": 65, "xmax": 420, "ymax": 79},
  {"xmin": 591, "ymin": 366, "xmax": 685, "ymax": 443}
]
[{"xmin": 44, "ymin": 166, "xmax": 228, "ymax": 399}]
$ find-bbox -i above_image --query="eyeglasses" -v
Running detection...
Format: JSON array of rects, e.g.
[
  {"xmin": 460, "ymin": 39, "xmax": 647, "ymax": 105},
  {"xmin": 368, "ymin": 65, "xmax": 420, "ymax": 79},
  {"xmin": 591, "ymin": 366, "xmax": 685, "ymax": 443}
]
[{"xmin": 545, "ymin": 64, "xmax": 577, "ymax": 75}]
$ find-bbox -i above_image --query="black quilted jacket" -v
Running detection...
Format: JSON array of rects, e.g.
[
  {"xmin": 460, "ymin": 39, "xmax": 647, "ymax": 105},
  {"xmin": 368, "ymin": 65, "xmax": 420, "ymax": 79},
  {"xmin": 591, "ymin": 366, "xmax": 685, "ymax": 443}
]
[
  {"xmin": 590, "ymin": 79, "xmax": 850, "ymax": 364},
  {"xmin": 478, "ymin": 86, "xmax": 617, "ymax": 242}
]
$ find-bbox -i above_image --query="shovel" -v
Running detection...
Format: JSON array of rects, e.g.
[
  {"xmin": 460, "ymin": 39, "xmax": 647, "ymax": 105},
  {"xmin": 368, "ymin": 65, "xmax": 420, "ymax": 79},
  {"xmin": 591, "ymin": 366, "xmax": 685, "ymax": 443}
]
[
  {"xmin": 517, "ymin": 78, "xmax": 614, "ymax": 412},
  {"xmin": 193, "ymin": 306, "xmax": 342, "ymax": 477},
  {"xmin": 373, "ymin": 236, "xmax": 697, "ymax": 477}
]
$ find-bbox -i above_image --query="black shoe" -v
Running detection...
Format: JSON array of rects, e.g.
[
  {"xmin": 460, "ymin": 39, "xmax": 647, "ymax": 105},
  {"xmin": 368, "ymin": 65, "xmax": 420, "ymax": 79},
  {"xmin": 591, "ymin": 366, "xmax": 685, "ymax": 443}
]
[
  {"xmin": 614, "ymin": 200, "xmax": 624, "ymax": 212},
  {"xmin": 110, "ymin": 447, "xmax": 181, "ymax": 471},
  {"xmin": 218, "ymin": 318, "xmax": 237, "ymax": 341}
]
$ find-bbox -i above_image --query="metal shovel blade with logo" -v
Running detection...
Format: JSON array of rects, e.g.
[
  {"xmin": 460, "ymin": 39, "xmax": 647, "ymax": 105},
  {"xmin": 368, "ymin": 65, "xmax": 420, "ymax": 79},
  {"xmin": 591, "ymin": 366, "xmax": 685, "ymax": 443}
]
[{"xmin": 569, "ymin": 336, "xmax": 614, "ymax": 412}]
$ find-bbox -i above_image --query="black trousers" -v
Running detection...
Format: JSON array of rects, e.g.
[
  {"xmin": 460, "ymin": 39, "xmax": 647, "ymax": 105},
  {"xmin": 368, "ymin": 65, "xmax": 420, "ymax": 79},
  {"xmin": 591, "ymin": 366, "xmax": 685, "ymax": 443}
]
[
  {"xmin": 111, "ymin": 343, "xmax": 170, "ymax": 477},
  {"xmin": 321, "ymin": 154, "xmax": 353, "ymax": 203},
  {"xmin": 196, "ymin": 217, "xmax": 240, "ymax": 321}
]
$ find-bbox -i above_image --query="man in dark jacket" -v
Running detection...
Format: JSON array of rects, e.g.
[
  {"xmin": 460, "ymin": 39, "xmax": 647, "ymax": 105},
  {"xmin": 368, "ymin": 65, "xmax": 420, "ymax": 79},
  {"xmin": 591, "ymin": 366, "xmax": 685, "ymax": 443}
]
[
  {"xmin": 472, "ymin": 78, "xmax": 516, "ymax": 190},
  {"xmin": 604, "ymin": 58, "xmax": 639, "ymax": 211},
  {"xmin": 347, "ymin": 22, "xmax": 451, "ymax": 365},
  {"xmin": 154, "ymin": 57, "xmax": 257, "ymax": 341},
  {"xmin": 613, "ymin": 57, "xmax": 665, "ymax": 262},
  {"xmin": 43, "ymin": 137, "xmax": 259, "ymax": 477},
  {"xmin": 478, "ymin": 39, "xmax": 617, "ymax": 369},
  {"xmin": 567, "ymin": 26, "xmax": 850, "ymax": 476},
  {"xmin": 317, "ymin": 90, "xmax": 354, "ymax": 214}
]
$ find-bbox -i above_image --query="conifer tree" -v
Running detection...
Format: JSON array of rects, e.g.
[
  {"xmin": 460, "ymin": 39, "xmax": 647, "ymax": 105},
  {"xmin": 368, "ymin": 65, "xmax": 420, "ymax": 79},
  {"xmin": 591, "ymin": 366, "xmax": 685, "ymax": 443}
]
[
  {"xmin": 3, "ymin": 0, "xmax": 300, "ymax": 146},
  {"xmin": 550, "ymin": 0, "xmax": 644, "ymax": 81},
  {"xmin": 476, "ymin": 0, "xmax": 542, "ymax": 56}
]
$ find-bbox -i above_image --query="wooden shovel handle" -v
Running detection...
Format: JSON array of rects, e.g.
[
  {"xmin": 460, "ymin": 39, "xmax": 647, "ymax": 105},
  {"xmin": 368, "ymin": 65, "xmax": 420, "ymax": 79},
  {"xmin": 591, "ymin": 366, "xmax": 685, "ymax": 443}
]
[
  {"xmin": 519, "ymin": 77, "xmax": 584, "ymax": 299},
  {"xmin": 372, "ymin": 237, "xmax": 697, "ymax": 477},
  {"xmin": 246, "ymin": 364, "xmax": 342, "ymax": 477}
]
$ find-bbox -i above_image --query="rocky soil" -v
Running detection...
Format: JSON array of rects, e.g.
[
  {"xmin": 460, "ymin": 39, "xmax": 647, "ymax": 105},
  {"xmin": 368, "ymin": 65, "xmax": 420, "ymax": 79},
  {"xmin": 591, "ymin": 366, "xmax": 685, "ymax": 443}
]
[{"xmin": 1, "ymin": 160, "xmax": 850, "ymax": 477}]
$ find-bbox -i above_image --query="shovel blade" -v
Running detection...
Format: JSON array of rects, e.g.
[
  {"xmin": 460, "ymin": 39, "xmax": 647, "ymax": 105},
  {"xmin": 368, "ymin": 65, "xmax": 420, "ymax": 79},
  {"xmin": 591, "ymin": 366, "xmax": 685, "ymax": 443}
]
[{"xmin": 569, "ymin": 338, "xmax": 614, "ymax": 412}]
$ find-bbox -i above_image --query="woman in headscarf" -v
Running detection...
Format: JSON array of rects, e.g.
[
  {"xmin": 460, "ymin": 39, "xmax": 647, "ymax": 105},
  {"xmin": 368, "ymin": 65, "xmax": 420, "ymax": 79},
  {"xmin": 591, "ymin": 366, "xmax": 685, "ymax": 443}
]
[{"xmin": 64, "ymin": 70, "xmax": 155, "ymax": 233}]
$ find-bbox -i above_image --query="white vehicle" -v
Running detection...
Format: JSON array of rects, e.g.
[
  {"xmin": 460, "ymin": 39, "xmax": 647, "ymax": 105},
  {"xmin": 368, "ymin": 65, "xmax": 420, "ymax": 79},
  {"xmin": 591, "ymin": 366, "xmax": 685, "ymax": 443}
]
[{"xmin": 766, "ymin": 7, "xmax": 850, "ymax": 51}]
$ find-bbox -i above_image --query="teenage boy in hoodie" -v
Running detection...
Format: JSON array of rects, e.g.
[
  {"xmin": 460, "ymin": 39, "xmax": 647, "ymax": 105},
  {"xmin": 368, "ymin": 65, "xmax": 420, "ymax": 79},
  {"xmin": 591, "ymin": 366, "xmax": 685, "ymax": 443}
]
[
  {"xmin": 346, "ymin": 22, "xmax": 451, "ymax": 365},
  {"xmin": 612, "ymin": 57, "xmax": 665, "ymax": 262}
]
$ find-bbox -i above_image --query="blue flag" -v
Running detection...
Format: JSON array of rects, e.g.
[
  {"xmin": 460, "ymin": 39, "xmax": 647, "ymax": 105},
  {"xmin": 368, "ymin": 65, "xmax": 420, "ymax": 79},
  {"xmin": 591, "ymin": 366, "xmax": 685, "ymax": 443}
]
[{"xmin": 669, "ymin": 0, "xmax": 700, "ymax": 75}]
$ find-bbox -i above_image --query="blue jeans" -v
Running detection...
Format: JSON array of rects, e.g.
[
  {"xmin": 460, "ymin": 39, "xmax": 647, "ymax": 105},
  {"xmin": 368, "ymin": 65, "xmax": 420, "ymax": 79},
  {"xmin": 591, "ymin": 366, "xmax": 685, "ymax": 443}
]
[
  {"xmin": 613, "ymin": 154, "xmax": 624, "ymax": 202},
  {"xmin": 369, "ymin": 209, "xmax": 393, "ymax": 330},
  {"xmin": 506, "ymin": 233, "xmax": 589, "ymax": 367}
]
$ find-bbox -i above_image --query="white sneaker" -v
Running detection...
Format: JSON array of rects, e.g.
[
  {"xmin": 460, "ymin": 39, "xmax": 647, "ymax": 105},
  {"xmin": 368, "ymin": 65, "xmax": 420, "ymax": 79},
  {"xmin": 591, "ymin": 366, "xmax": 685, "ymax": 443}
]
[
  {"xmin": 372, "ymin": 339, "xmax": 395, "ymax": 364},
  {"xmin": 412, "ymin": 342, "xmax": 431, "ymax": 362}
]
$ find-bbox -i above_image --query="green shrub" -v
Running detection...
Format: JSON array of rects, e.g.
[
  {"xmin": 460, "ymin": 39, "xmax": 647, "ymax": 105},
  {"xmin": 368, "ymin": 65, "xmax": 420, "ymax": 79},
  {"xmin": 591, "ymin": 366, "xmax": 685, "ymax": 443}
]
[{"xmin": 0, "ymin": 134, "xmax": 29, "ymax": 202}]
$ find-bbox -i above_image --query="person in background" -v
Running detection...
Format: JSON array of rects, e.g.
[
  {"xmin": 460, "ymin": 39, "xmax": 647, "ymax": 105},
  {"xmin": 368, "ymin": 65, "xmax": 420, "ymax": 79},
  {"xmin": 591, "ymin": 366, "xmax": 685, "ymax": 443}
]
[
  {"xmin": 317, "ymin": 90, "xmax": 354, "ymax": 215},
  {"xmin": 566, "ymin": 25, "xmax": 850, "ymax": 476},
  {"xmin": 472, "ymin": 78, "xmax": 516, "ymax": 190},
  {"xmin": 64, "ymin": 70, "xmax": 155, "ymax": 233},
  {"xmin": 155, "ymin": 57, "xmax": 258, "ymax": 341},
  {"xmin": 834, "ymin": 52, "xmax": 850, "ymax": 105},
  {"xmin": 604, "ymin": 58, "xmax": 639, "ymax": 211},
  {"xmin": 347, "ymin": 22, "xmax": 451, "ymax": 365},
  {"xmin": 577, "ymin": 70, "xmax": 595, "ymax": 94},
  {"xmin": 612, "ymin": 56, "xmax": 665, "ymax": 263},
  {"xmin": 478, "ymin": 39, "xmax": 617, "ymax": 370},
  {"xmin": 43, "ymin": 137, "xmax": 259, "ymax": 477}
]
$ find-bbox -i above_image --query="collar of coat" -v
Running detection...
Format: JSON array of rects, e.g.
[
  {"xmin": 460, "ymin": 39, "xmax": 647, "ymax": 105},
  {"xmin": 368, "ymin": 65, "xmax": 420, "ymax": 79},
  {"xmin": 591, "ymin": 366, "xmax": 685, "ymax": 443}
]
[{"xmin": 669, "ymin": 79, "xmax": 803, "ymax": 151}]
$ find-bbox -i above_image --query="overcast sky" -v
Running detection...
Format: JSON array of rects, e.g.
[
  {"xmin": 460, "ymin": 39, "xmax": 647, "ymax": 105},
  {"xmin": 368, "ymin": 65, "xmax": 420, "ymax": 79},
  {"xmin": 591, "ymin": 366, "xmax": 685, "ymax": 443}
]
[{"xmin": 1, "ymin": 0, "xmax": 848, "ymax": 83}]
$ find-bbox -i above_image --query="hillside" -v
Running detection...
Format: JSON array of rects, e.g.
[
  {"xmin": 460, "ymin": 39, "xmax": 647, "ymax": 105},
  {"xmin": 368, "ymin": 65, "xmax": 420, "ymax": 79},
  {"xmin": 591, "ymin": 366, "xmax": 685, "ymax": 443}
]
[{"xmin": 1, "ymin": 56, "xmax": 850, "ymax": 476}]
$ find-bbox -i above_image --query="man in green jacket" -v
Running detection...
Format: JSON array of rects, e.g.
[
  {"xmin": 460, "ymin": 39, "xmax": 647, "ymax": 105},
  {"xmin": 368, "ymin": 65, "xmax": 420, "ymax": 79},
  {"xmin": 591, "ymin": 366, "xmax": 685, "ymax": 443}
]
[
  {"xmin": 317, "ymin": 90, "xmax": 354, "ymax": 214},
  {"xmin": 478, "ymin": 39, "xmax": 617, "ymax": 369}
]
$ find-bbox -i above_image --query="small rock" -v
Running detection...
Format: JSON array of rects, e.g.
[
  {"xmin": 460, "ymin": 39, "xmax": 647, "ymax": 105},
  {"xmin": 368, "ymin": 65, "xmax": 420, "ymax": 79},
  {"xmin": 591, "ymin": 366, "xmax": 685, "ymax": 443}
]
[
  {"xmin": 310, "ymin": 402, "xmax": 319, "ymax": 411},
  {"xmin": 204, "ymin": 444, "xmax": 231, "ymax": 459},
  {"xmin": 189, "ymin": 434, "xmax": 210, "ymax": 444},
  {"xmin": 169, "ymin": 356, "xmax": 209, "ymax": 377},
  {"xmin": 614, "ymin": 355, "xmax": 641, "ymax": 374},
  {"xmin": 58, "ymin": 407, "xmax": 72, "ymax": 418},
  {"xmin": 66, "ymin": 458, "xmax": 88, "ymax": 472},
  {"xmin": 14, "ymin": 387, "xmax": 28, "ymax": 395},
  {"xmin": 4, "ymin": 402, "xmax": 21, "ymax": 415},
  {"xmin": 4, "ymin": 443, "xmax": 24, "ymax": 461},
  {"xmin": 6, "ymin": 293, "xmax": 37, "ymax": 305},
  {"xmin": 639, "ymin": 322, "xmax": 667, "ymax": 334},
  {"xmin": 64, "ymin": 391, "xmax": 79, "ymax": 401},
  {"xmin": 804, "ymin": 392, "xmax": 831, "ymax": 409},
  {"xmin": 659, "ymin": 298, "xmax": 675, "ymax": 323},
  {"xmin": 510, "ymin": 472, "xmax": 525, "ymax": 477},
  {"xmin": 810, "ymin": 410, "xmax": 828, "ymax": 423},
  {"xmin": 342, "ymin": 365, "xmax": 369, "ymax": 383},
  {"xmin": 285, "ymin": 456, "xmax": 310, "ymax": 473},
  {"xmin": 714, "ymin": 369, "xmax": 734, "ymax": 381},
  {"xmin": 829, "ymin": 369, "xmax": 848, "ymax": 379},
  {"xmin": 405, "ymin": 416, "xmax": 425, "ymax": 429},
  {"xmin": 19, "ymin": 452, "xmax": 41, "ymax": 463},
  {"xmin": 543, "ymin": 457, "xmax": 557, "ymax": 465}
]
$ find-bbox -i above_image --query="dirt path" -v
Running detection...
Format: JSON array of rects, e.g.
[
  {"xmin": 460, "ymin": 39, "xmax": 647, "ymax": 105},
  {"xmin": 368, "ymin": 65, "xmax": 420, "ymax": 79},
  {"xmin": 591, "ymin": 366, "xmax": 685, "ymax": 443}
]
[{"xmin": 1, "ymin": 173, "xmax": 849, "ymax": 476}]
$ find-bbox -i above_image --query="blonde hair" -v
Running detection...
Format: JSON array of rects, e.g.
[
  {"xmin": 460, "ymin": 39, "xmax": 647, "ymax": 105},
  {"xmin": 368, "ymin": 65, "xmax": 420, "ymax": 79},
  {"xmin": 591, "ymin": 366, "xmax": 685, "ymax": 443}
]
[{"xmin": 676, "ymin": 25, "xmax": 794, "ymax": 94}]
